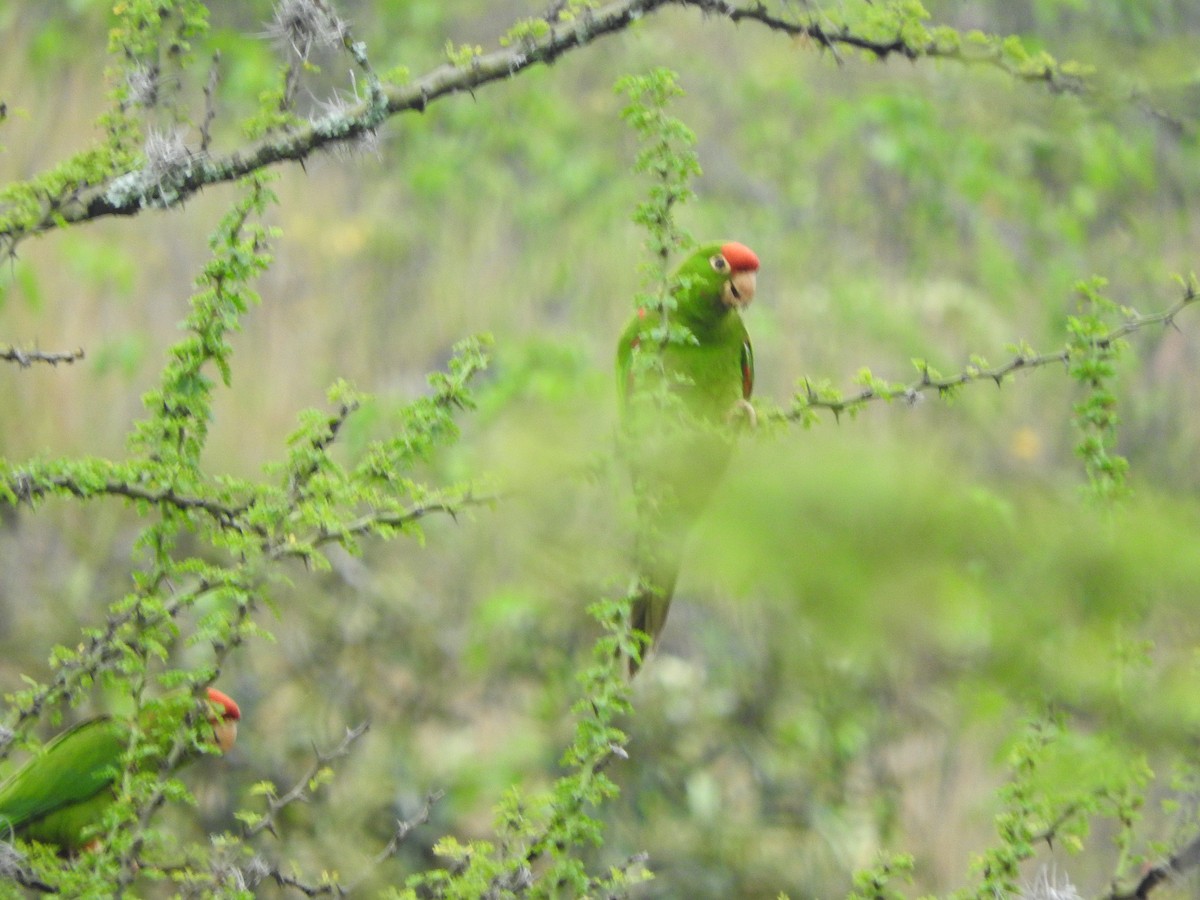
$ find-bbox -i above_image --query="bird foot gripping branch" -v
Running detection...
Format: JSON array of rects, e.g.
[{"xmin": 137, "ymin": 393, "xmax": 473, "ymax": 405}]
[{"xmin": 726, "ymin": 397, "xmax": 758, "ymax": 429}]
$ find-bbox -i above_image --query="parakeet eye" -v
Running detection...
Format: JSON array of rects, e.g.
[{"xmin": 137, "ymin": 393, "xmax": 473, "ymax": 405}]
[{"xmin": 710, "ymin": 255, "xmax": 728, "ymax": 272}]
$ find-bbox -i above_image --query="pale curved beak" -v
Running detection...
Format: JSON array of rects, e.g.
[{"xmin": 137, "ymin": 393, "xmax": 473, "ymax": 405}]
[
  {"xmin": 213, "ymin": 719, "xmax": 239, "ymax": 754},
  {"xmin": 722, "ymin": 270, "xmax": 757, "ymax": 308}
]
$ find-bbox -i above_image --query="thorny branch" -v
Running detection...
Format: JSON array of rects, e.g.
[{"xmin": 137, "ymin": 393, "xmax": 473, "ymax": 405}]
[
  {"xmin": 2, "ymin": 0, "xmax": 1185, "ymax": 253},
  {"xmin": 4, "ymin": 469, "xmax": 496, "ymax": 549},
  {"xmin": 241, "ymin": 788, "xmax": 441, "ymax": 897},
  {"xmin": 7, "ymin": 471, "xmax": 257, "ymax": 532},
  {"xmin": 0, "ymin": 346, "xmax": 84, "ymax": 368},
  {"xmin": 286, "ymin": 401, "xmax": 359, "ymax": 504},
  {"xmin": 370, "ymin": 791, "xmax": 442, "ymax": 867},
  {"xmin": 243, "ymin": 721, "xmax": 371, "ymax": 838},
  {"xmin": 1, "ymin": 326, "xmax": 491, "ymax": 759},
  {"xmin": 1107, "ymin": 831, "xmax": 1200, "ymax": 899},
  {"xmin": 779, "ymin": 280, "xmax": 1200, "ymax": 422}
]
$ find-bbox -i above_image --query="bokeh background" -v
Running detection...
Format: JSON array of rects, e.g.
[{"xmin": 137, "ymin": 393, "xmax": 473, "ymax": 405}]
[{"xmin": 3, "ymin": 1, "xmax": 1200, "ymax": 895}]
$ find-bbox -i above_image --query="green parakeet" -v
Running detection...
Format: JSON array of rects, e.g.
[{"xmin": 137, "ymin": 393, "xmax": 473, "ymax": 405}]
[
  {"xmin": 0, "ymin": 687, "xmax": 241, "ymax": 853},
  {"xmin": 617, "ymin": 240, "xmax": 759, "ymax": 671}
]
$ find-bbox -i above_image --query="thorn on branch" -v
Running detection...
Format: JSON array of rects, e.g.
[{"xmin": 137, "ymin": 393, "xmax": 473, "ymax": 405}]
[{"xmin": 779, "ymin": 281, "xmax": 1199, "ymax": 425}]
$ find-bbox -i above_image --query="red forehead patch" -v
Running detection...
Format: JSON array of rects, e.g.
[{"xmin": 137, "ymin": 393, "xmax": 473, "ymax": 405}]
[
  {"xmin": 206, "ymin": 687, "xmax": 241, "ymax": 720},
  {"xmin": 721, "ymin": 242, "xmax": 759, "ymax": 272}
]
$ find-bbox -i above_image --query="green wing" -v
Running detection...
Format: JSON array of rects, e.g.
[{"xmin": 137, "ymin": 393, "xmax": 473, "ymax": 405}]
[{"xmin": 0, "ymin": 717, "xmax": 127, "ymax": 848}]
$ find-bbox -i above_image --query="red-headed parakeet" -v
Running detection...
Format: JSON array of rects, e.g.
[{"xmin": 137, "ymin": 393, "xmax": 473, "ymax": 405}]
[
  {"xmin": 617, "ymin": 240, "xmax": 759, "ymax": 671},
  {"xmin": 0, "ymin": 687, "xmax": 241, "ymax": 853}
]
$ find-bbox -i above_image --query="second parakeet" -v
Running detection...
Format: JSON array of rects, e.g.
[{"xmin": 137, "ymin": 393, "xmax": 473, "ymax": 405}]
[{"xmin": 0, "ymin": 687, "xmax": 241, "ymax": 853}]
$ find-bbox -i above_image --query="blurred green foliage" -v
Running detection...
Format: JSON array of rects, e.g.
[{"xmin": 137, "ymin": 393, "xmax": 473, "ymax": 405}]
[{"xmin": 2, "ymin": 0, "xmax": 1200, "ymax": 896}]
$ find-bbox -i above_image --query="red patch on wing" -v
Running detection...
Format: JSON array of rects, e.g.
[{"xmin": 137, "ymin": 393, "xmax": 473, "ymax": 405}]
[
  {"xmin": 741, "ymin": 340, "xmax": 754, "ymax": 399},
  {"xmin": 721, "ymin": 242, "xmax": 760, "ymax": 272}
]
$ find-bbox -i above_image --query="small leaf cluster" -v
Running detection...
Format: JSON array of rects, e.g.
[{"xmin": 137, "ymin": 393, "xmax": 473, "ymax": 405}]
[
  {"xmin": 444, "ymin": 41, "xmax": 484, "ymax": 68},
  {"xmin": 811, "ymin": 0, "xmax": 1081, "ymax": 87},
  {"xmin": 848, "ymin": 851, "xmax": 915, "ymax": 900},
  {"xmin": 1067, "ymin": 277, "xmax": 1130, "ymax": 501},
  {"xmin": 616, "ymin": 67, "xmax": 699, "ymax": 276}
]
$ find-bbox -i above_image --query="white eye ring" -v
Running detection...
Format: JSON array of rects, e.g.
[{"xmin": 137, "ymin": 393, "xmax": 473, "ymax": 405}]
[{"xmin": 710, "ymin": 255, "xmax": 728, "ymax": 272}]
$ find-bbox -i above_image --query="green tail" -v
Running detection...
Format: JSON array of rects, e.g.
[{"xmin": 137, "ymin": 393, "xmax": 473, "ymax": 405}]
[{"xmin": 626, "ymin": 525, "xmax": 686, "ymax": 675}]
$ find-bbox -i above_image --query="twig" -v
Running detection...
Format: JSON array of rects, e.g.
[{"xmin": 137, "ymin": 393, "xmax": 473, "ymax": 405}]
[
  {"xmin": 777, "ymin": 282, "xmax": 1200, "ymax": 422},
  {"xmin": 4, "ymin": 468, "xmax": 497, "ymax": 558},
  {"xmin": 267, "ymin": 868, "xmax": 345, "ymax": 897},
  {"xmin": 0, "ymin": 842, "xmax": 57, "ymax": 893},
  {"xmin": 243, "ymin": 721, "xmax": 371, "ymax": 838},
  {"xmin": 1107, "ymin": 831, "xmax": 1200, "ymax": 899},
  {"xmin": 286, "ymin": 401, "xmax": 359, "ymax": 504},
  {"xmin": 8, "ymin": 472, "xmax": 256, "ymax": 531},
  {"xmin": 247, "ymin": 791, "xmax": 442, "ymax": 897},
  {"xmin": 692, "ymin": 0, "xmax": 1188, "ymax": 134},
  {"xmin": 372, "ymin": 791, "xmax": 443, "ymax": 866},
  {"xmin": 199, "ymin": 52, "xmax": 221, "ymax": 154},
  {"xmin": 0, "ymin": 346, "xmax": 84, "ymax": 368},
  {"xmin": 302, "ymin": 491, "xmax": 501, "ymax": 553}
]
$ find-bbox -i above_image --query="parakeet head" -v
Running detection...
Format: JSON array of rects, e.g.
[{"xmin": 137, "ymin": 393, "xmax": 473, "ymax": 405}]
[
  {"xmin": 204, "ymin": 687, "xmax": 241, "ymax": 754},
  {"xmin": 676, "ymin": 241, "xmax": 760, "ymax": 312}
]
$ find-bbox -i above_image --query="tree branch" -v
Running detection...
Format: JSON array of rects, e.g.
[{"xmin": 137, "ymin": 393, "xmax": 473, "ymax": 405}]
[
  {"xmin": 1107, "ymin": 830, "xmax": 1200, "ymax": 899},
  {"xmin": 688, "ymin": 0, "xmax": 1188, "ymax": 134},
  {"xmin": 7, "ymin": 471, "xmax": 257, "ymax": 532},
  {"xmin": 0, "ymin": 842, "xmax": 57, "ymax": 893},
  {"xmin": 237, "ymin": 787, "xmax": 441, "ymax": 897},
  {"xmin": 777, "ymin": 280, "xmax": 1200, "ymax": 423},
  {"xmin": 0, "ymin": 345, "xmax": 84, "ymax": 368},
  {"xmin": 4, "ymin": 469, "xmax": 496, "ymax": 555},
  {"xmin": 242, "ymin": 721, "xmax": 371, "ymax": 839},
  {"xmin": 301, "ymin": 491, "xmax": 500, "ymax": 553},
  {"xmin": 0, "ymin": 0, "xmax": 672, "ymax": 250},
  {"xmin": 369, "ymin": 790, "xmax": 442, "ymax": 867},
  {"xmin": 5, "ymin": 0, "xmax": 1179, "ymax": 251}
]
